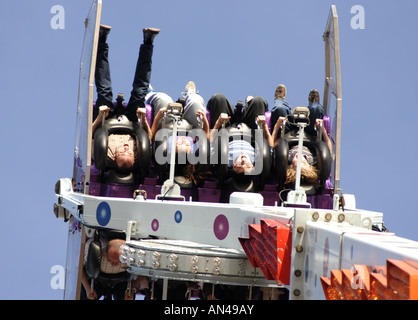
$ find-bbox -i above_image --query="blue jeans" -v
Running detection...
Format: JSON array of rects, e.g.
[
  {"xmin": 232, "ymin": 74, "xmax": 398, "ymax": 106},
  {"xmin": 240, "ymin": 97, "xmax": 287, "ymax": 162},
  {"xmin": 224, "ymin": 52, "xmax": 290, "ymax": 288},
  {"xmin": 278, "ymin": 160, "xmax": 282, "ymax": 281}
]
[
  {"xmin": 307, "ymin": 102, "xmax": 324, "ymax": 135},
  {"xmin": 146, "ymin": 91, "xmax": 206, "ymax": 128},
  {"xmin": 94, "ymin": 42, "xmax": 153, "ymax": 122},
  {"xmin": 270, "ymin": 98, "xmax": 292, "ymax": 133}
]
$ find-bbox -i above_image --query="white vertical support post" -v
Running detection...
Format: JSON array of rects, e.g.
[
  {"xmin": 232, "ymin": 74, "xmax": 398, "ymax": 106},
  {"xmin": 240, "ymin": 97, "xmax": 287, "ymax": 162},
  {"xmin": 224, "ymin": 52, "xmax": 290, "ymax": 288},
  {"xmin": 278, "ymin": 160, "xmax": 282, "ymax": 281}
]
[
  {"xmin": 332, "ymin": 5, "xmax": 342, "ymax": 194},
  {"xmin": 322, "ymin": 5, "xmax": 342, "ymax": 195},
  {"xmin": 169, "ymin": 117, "xmax": 178, "ymax": 183}
]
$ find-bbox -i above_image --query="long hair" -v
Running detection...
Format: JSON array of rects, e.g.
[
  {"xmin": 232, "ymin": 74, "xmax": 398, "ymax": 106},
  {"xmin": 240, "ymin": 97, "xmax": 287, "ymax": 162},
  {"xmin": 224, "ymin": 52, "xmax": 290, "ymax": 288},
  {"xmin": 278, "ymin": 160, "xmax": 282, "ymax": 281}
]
[
  {"xmin": 179, "ymin": 163, "xmax": 212, "ymax": 187},
  {"xmin": 285, "ymin": 165, "xmax": 320, "ymax": 185}
]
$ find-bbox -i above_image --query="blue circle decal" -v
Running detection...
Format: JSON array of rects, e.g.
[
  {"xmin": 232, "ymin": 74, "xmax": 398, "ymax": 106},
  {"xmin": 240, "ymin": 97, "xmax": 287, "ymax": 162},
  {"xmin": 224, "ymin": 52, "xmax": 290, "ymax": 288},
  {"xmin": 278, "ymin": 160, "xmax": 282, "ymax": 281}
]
[
  {"xmin": 96, "ymin": 202, "xmax": 111, "ymax": 226},
  {"xmin": 174, "ymin": 210, "xmax": 182, "ymax": 223}
]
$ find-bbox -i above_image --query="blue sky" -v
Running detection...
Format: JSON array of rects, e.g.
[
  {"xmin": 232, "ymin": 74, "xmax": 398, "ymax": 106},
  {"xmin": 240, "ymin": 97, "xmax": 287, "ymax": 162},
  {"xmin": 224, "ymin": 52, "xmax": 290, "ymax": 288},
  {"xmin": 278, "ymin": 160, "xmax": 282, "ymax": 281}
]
[{"xmin": 1, "ymin": 0, "xmax": 417, "ymax": 299}]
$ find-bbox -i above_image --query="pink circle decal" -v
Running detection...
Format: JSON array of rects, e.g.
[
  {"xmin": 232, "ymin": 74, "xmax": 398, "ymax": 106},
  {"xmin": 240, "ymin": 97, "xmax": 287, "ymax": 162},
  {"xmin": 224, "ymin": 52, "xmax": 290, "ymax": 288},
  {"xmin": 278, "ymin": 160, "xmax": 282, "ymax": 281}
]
[
  {"xmin": 151, "ymin": 219, "xmax": 159, "ymax": 231},
  {"xmin": 213, "ymin": 214, "xmax": 229, "ymax": 240}
]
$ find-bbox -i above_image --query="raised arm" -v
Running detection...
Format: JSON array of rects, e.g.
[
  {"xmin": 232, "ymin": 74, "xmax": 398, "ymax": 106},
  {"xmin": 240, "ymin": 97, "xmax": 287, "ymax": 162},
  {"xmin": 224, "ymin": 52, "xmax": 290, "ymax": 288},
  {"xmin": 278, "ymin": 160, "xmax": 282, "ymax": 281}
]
[
  {"xmin": 315, "ymin": 119, "xmax": 333, "ymax": 153},
  {"xmin": 92, "ymin": 105, "xmax": 110, "ymax": 135},
  {"xmin": 196, "ymin": 110, "xmax": 210, "ymax": 140},
  {"xmin": 259, "ymin": 116, "xmax": 286, "ymax": 147},
  {"xmin": 210, "ymin": 113, "xmax": 231, "ymax": 142},
  {"xmin": 255, "ymin": 115, "xmax": 274, "ymax": 147},
  {"xmin": 150, "ymin": 106, "xmax": 167, "ymax": 141},
  {"xmin": 137, "ymin": 107, "xmax": 152, "ymax": 142}
]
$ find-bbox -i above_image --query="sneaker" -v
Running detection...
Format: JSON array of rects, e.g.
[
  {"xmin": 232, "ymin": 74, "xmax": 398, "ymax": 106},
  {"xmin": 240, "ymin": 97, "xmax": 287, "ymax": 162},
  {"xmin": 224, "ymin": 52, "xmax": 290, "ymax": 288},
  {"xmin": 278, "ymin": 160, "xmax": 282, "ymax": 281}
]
[
  {"xmin": 245, "ymin": 96, "xmax": 254, "ymax": 105},
  {"xmin": 116, "ymin": 93, "xmax": 124, "ymax": 102},
  {"xmin": 274, "ymin": 84, "xmax": 287, "ymax": 100},
  {"xmin": 184, "ymin": 81, "xmax": 196, "ymax": 95}
]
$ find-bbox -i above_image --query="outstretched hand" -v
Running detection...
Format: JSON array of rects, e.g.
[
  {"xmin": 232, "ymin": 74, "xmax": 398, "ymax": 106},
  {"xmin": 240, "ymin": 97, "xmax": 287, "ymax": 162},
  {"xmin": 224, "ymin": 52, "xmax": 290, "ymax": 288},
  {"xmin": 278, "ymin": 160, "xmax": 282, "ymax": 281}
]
[
  {"xmin": 196, "ymin": 110, "xmax": 208, "ymax": 123},
  {"xmin": 87, "ymin": 289, "xmax": 98, "ymax": 300},
  {"xmin": 215, "ymin": 113, "xmax": 230, "ymax": 128},
  {"xmin": 124, "ymin": 287, "xmax": 136, "ymax": 300},
  {"xmin": 137, "ymin": 107, "xmax": 147, "ymax": 120},
  {"xmin": 315, "ymin": 118, "xmax": 323, "ymax": 128},
  {"xmin": 98, "ymin": 105, "xmax": 110, "ymax": 120},
  {"xmin": 156, "ymin": 107, "xmax": 167, "ymax": 120},
  {"xmin": 256, "ymin": 115, "xmax": 266, "ymax": 128},
  {"xmin": 273, "ymin": 116, "xmax": 286, "ymax": 130}
]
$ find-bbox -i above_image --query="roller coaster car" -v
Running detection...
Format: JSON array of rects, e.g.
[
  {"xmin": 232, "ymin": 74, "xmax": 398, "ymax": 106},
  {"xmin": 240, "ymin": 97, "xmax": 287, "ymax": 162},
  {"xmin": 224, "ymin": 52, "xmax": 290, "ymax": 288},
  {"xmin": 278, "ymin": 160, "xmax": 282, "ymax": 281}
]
[
  {"xmin": 153, "ymin": 102, "xmax": 210, "ymax": 188},
  {"xmin": 92, "ymin": 102, "xmax": 151, "ymax": 185},
  {"xmin": 274, "ymin": 116, "xmax": 332, "ymax": 195},
  {"xmin": 212, "ymin": 122, "xmax": 272, "ymax": 194},
  {"xmin": 84, "ymin": 228, "xmax": 136, "ymax": 300}
]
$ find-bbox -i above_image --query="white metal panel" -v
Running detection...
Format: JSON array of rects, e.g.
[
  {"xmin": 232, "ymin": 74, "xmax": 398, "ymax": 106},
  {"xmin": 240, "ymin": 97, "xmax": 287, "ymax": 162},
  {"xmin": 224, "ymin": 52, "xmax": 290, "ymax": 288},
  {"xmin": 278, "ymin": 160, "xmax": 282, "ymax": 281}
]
[
  {"xmin": 298, "ymin": 220, "xmax": 418, "ymax": 299},
  {"xmin": 73, "ymin": 0, "xmax": 102, "ymax": 194},
  {"xmin": 80, "ymin": 194, "xmax": 294, "ymax": 251},
  {"xmin": 341, "ymin": 232, "xmax": 418, "ymax": 270},
  {"xmin": 303, "ymin": 220, "xmax": 345, "ymax": 299},
  {"xmin": 323, "ymin": 5, "xmax": 342, "ymax": 193},
  {"xmin": 63, "ymin": 222, "xmax": 84, "ymax": 300},
  {"xmin": 64, "ymin": 0, "xmax": 102, "ymax": 300}
]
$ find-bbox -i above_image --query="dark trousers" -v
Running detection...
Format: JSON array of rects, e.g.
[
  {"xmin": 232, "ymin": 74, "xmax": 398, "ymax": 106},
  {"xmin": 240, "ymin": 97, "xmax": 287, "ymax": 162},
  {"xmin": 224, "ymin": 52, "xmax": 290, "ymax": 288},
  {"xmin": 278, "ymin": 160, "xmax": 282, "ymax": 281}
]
[
  {"xmin": 207, "ymin": 93, "xmax": 268, "ymax": 129},
  {"xmin": 94, "ymin": 41, "xmax": 153, "ymax": 122},
  {"xmin": 80, "ymin": 279, "xmax": 129, "ymax": 300}
]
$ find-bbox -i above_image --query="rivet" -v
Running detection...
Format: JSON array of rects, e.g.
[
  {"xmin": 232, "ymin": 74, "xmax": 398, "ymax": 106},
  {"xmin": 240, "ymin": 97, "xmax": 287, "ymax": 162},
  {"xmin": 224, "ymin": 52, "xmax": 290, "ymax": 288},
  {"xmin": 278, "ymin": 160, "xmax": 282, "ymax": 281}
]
[
  {"xmin": 169, "ymin": 263, "xmax": 178, "ymax": 271},
  {"xmin": 191, "ymin": 255, "xmax": 199, "ymax": 264},
  {"xmin": 169, "ymin": 253, "xmax": 178, "ymax": 262}
]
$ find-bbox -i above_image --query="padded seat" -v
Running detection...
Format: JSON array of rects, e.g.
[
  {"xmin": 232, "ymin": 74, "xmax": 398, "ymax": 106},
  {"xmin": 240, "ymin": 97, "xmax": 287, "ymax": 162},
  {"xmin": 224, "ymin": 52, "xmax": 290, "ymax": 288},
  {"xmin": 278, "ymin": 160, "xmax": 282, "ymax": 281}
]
[
  {"xmin": 274, "ymin": 122, "xmax": 332, "ymax": 193},
  {"xmin": 93, "ymin": 102, "xmax": 151, "ymax": 187},
  {"xmin": 212, "ymin": 122, "xmax": 272, "ymax": 192},
  {"xmin": 84, "ymin": 228, "xmax": 136, "ymax": 300}
]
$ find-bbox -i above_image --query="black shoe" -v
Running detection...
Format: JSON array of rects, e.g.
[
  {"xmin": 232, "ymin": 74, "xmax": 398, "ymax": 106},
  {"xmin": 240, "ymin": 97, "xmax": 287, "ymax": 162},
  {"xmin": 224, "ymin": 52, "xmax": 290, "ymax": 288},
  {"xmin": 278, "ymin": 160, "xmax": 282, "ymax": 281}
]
[
  {"xmin": 143, "ymin": 27, "xmax": 160, "ymax": 45},
  {"xmin": 115, "ymin": 93, "xmax": 124, "ymax": 115},
  {"xmin": 99, "ymin": 24, "xmax": 112, "ymax": 43},
  {"xmin": 234, "ymin": 101, "xmax": 244, "ymax": 123}
]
